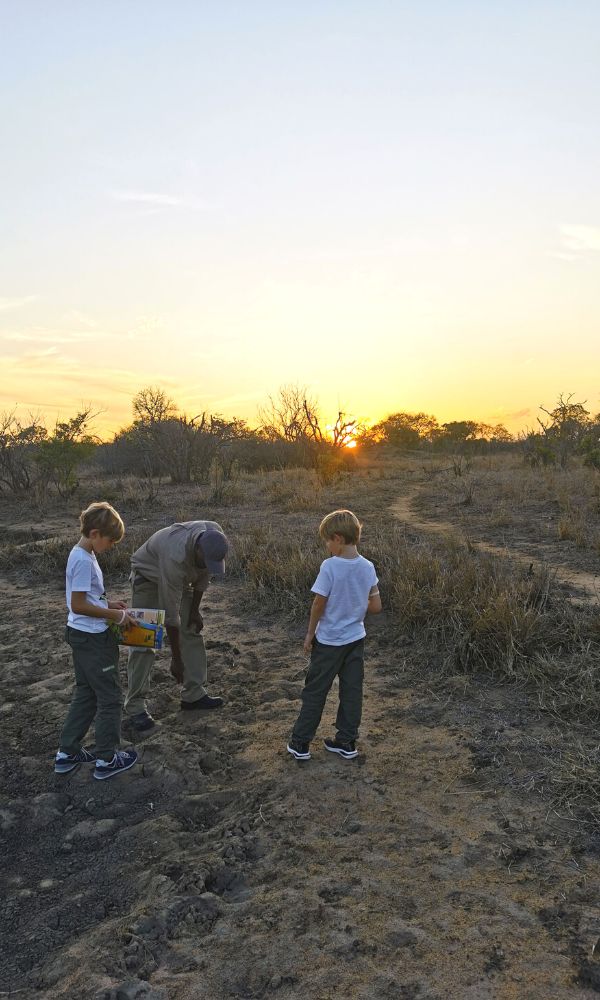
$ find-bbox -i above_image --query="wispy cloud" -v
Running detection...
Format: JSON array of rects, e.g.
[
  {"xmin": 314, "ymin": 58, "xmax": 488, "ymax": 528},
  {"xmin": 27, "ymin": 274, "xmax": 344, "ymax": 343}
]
[
  {"xmin": 17, "ymin": 346, "xmax": 60, "ymax": 366},
  {"xmin": 109, "ymin": 190, "xmax": 210, "ymax": 212},
  {"xmin": 552, "ymin": 224, "xmax": 600, "ymax": 261},
  {"xmin": 2, "ymin": 329, "xmax": 95, "ymax": 345},
  {"xmin": 0, "ymin": 295, "xmax": 37, "ymax": 312},
  {"xmin": 560, "ymin": 225, "xmax": 600, "ymax": 252},
  {"xmin": 492, "ymin": 407, "xmax": 531, "ymax": 421}
]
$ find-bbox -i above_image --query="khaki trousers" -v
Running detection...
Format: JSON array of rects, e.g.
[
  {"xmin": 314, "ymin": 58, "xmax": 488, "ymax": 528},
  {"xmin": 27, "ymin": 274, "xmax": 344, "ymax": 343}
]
[{"xmin": 124, "ymin": 575, "xmax": 208, "ymax": 717}]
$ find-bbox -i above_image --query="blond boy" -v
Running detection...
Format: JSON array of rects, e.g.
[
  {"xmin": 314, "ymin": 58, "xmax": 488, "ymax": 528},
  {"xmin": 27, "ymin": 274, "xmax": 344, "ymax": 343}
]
[
  {"xmin": 55, "ymin": 502, "xmax": 138, "ymax": 780},
  {"xmin": 287, "ymin": 509, "xmax": 382, "ymax": 760}
]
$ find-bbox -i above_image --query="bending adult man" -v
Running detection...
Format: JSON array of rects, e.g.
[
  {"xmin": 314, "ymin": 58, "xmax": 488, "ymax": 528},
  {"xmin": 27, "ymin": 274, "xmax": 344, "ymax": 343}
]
[{"xmin": 124, "ymin": 520, "xmax": 230, "ymax": 731}]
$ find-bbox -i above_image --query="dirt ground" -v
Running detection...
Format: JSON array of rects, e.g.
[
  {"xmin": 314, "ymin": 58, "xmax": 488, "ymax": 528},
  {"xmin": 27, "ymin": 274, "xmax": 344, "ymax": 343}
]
[{"xmin": 2, "ymin": 465, "xmax": 600, "ymax": 999}]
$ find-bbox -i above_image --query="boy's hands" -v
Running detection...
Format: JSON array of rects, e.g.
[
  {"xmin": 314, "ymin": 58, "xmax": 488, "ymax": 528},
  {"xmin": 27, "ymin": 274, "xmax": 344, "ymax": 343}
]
[
  {"xmin": 109, "ymin": 601, "xmax": 138, "ymax": 627},
  {"xmin": 110, "ymin": 607, "xmax": 138, "ymax": 628},
  {"xmin": 303, "ymin": 632, "xmax": 314, "ymax": 654}
]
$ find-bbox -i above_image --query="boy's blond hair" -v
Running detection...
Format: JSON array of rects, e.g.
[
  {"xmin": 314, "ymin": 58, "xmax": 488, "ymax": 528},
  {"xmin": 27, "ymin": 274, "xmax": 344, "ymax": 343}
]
[
  {"xmin": 80, "ymin": 501, "xmax": 124, "ymax": 541},
  {"xmin": 319, "ymin": 509, "xmax": 361, "ymax": 545}
]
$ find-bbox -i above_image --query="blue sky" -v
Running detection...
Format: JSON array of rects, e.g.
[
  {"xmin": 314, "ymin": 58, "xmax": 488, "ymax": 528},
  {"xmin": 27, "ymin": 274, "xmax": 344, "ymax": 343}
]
[{"xmin": 1, "ymin": 1, "xmax": 599, "ymax": 434}]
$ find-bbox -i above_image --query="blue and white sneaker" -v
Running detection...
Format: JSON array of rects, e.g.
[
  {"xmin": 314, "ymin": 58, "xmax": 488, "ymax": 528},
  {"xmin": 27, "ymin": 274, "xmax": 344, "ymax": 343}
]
[
  {"xmin": 54, "ymin": 746, "xmax": 97, "ymax": 774},
  {"xmin": 93, "ymin": 749, "xmax": 138, "ymax": 781},
  {"xmin": 324, "ymin": 737, "xmax": 358, "ymax": 759},
  {"xmin": 286, "ymin": 738, "xmax": 311, "ymax": 760}
]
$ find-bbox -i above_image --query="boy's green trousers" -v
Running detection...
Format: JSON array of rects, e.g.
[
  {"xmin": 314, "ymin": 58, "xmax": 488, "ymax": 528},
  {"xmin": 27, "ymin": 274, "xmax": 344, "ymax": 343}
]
[
  {"xmin": 292, "ymin": 637, "xmax": 365, "ymax": 744},
  {"xmin": 124, "ymin": 575, "xmax": 208, "ymax": 717},
  {"xmin": 60, "ymin": 627, "xmax": 122, "ymax": 761}
]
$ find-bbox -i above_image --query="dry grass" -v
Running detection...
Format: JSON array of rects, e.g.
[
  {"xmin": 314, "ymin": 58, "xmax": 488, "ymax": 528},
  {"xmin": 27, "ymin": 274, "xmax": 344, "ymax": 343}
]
[
  {"xmin": 230, "ymin": 525, "xmax": 323, "ymax": 618},
  {"xmin": 232, "ymin": 512, "xmax": 600, "ymax": 727},
  {"xmin": 0, "ymin": 526, "xmax": 152, "ymax": 582},
  {"xmin": 546, "ymin": 741, "xmax": 600, "ymax": 825},
  {"xmin": 414, "ymin": 454, "xmax": 600, "ymax": 557},
  {"xmin": 259, "ymin": 468, "xmax": 324, "ymax": 512}
]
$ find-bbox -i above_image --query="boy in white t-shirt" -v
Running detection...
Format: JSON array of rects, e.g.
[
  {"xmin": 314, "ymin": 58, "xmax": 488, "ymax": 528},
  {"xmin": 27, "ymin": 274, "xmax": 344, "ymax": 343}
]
[
  {"xmin": 54, "ymin": 502, "xmax": 138, "ymax": 780},
  {"xmin": 287, "ymin": 509, "xmax": 382, "ymax": 761}
]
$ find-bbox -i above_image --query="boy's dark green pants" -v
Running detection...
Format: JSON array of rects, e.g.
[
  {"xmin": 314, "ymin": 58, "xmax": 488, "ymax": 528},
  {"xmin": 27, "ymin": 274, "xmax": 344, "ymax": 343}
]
[
  {"xmin": 292, "ymin": 637, "xmax": 365, "ymax": 744},
  {"xmin": 59, "ymin": 627, "xmax": 122, "ymax": 761}
]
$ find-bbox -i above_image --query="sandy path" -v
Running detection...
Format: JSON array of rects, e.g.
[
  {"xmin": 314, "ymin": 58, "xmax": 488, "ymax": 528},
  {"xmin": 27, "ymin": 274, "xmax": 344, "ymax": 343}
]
[{"xmin": 391, "ymin": 490, "xmax": 600, "ymax": 604}]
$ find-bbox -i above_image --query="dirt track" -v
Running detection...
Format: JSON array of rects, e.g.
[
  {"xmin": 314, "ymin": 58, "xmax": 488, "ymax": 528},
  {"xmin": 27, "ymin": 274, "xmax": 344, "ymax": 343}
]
[
  {"xmin": 3, "ymin": 478, "xmax": 600, "ymax": 998},
  {"xmin": 391, "ymin": 489, "xmax": 600, "ymax": 606}
]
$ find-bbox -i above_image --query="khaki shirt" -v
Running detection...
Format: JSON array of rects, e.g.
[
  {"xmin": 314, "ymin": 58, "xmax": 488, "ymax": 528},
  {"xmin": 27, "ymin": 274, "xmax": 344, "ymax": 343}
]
[{"xmin": 131, "ymin": 520, "xmax": 223, "ymax": 627}]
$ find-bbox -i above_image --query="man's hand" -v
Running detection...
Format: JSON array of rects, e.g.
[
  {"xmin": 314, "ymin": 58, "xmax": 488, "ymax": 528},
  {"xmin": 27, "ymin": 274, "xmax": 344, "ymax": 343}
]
[
  {"xmin": 187, "ymin": 608, "xmax": 204, "ymax": 633},
  {"xmin": 170, "ymin": 657, "xmax": 184, "ymax": 684},
  {"xmin": 303, "ymin": 632, "xmax": 314, "ymax": 654}
]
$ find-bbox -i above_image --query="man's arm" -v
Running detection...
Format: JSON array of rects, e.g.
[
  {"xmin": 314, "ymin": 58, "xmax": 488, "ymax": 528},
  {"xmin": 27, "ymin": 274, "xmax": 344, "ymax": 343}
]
[
  {"xmin": 303, "ymin": 594, "xmax": 328, "ymax": 653},
  {"xmin": 166, "ymin": 625, "xmax": 184, "ymax": 683},
  {"xmin": 166, "ymin": 590, "xmax": 204, "ymax": 685},
  {"xmin": 187, "ymin": 589, "xmax": 204, "ymax": 633}
]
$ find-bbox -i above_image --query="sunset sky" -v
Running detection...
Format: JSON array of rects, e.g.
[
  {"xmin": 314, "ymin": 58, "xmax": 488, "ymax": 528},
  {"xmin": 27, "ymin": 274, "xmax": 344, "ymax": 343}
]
[{"xmin": 1, "ymin": 2, "xmax": 600, "ymax": 438}]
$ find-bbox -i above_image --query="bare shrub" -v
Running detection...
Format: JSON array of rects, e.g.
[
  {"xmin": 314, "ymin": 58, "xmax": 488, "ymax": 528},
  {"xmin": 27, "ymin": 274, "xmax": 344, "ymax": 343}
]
[
  {"xmin": 0, "ymin": 411, "xmax": 47, "ymax": 493},
  {"xmin": 209, "ymin": 456, "xmax": 244, "ymax": 505}
]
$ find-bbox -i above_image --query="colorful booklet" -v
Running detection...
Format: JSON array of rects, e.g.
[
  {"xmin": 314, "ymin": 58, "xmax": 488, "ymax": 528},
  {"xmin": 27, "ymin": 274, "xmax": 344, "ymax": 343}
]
[{"xmin": 116, "ymin": 608, "xmax": 166, "ymax": 649}]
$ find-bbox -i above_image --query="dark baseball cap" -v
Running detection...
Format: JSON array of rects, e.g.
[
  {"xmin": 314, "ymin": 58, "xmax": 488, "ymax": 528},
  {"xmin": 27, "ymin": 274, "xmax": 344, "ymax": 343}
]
[{"xmin": 196, "ymin": 529, "xmax": 229, "ymax": 575}]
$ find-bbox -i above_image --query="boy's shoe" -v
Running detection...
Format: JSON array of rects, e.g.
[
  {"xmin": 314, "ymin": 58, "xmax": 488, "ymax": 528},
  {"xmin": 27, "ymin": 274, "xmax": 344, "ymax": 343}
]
[
  {"xmin": 324, "ymin": 737, "xmax": 358, "ymax": 759},
  {"xmin": 93, "ymin": 749, "xmax": 138, "ymax": 781},
  {"xmin": 181, "ymin": 694, "xmax": 223, "ymax": 711},
  {"xmin": 54, "ymin": 746, "xmax": 97, "ymax": 774},
  {"xmin": 286, "ymin": 738, "xmax": 311, "ymax": 760},
  {"xmin": 128, "ymin": 711, "xmax": 156, "ymax": 732}
]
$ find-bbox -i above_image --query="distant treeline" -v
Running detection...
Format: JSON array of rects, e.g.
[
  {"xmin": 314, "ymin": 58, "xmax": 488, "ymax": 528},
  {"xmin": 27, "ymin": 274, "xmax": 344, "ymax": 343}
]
[{"xmin": 1, "ymin": 387, "xmax": 599, "ymax": 498}]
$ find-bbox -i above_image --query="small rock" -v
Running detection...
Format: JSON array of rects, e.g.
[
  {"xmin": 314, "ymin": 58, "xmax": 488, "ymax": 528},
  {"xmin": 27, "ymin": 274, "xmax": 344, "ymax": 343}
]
[
  {"xmin": 39, "ymin": 879, "xmax": 58, "ymax": 891},
  {"xmin": 0, "ymin": 808, "xmax": 16, "ymax": 831},
  {"xmin": 95, "ymin": 980, "xmax": 167, "ymax": 1000},
  {"xmin": 66, "ymin": 818, "xmax": 117, "ymax": 841}
]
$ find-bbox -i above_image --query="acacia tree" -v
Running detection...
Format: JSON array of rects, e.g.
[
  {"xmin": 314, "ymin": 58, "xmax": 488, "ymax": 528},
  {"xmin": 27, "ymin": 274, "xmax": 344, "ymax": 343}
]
[
  {"xmin": 132, "ymin": 386, "xmax": 177, "ymax": 425},
  {"xmin": 35, "ymin": 409, "xmax": 99, "ymax": 497},
  {"xmin": 363, "ymin": 412, "xmax": 440, "ymax": 449},
  {"xmin": 537, "ymin": 393, "xmax": 590, "ymax": 468}
]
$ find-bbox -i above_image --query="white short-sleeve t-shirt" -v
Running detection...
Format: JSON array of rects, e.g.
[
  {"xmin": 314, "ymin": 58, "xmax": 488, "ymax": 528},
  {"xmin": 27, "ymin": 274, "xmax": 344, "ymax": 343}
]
[
  {"xmin": 311, "ymin": 554, "xmax": 379, "ymax": 646},
  {"xmin": 66, "ymin": 545, "xmax": 109, "ymax": 633}
]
